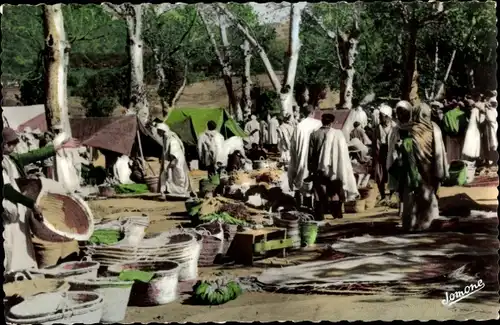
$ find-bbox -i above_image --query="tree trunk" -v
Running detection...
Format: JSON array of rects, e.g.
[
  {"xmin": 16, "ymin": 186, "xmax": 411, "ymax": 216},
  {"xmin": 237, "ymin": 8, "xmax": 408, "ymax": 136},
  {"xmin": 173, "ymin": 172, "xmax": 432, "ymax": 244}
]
[
  {"xmin": 465, "ymin": 64, "xmax": 475, "ymax": 91},
  {"xmin": 43, "ymin": 4, "xmax": 78, "ymax": 188},
  {"xmin": 126, "ymin": 5, "xmax": 149, "ymax": 124},
  {"xmin": 337, "ymin": 24, "xmax": 360, "ymax": 110},
  {"xmin": 280, "ymin": 3, "xmax": 306, "ymax": 118},
  {"xmin": 219, "ymin": 16, "xmax": 243, "ymax": 121},
  {"xmin": 401, "ymin": 26, "xmax": 419, "ymax": 104},
  {"xmin": 43, "ymin": 4, "xmax": 71, "ymax": 135},
  {"xmin": 434, "ymin": 49, "xmax": 456, "ymax": 101},
  {"xmin": 241, "ymin": 39, "xmax": 253, "ymax": 120},
  {"xmin": 430, "ymin": 42, "xmax": 439, "ymax": 99},
  {"xmin": 152, "ymin": 48, "xmax": 169, "ymax": 117},
  {"xmin": 216, "ymin": 4, "xmax": 282, "ymax": 93},
  {"xmin": 199, "ymin": 8, "xmax": 241, "ymax": 121},
  {"xmin": 410, "ymin": 58, "xmax": 420, "ymax": 105}
]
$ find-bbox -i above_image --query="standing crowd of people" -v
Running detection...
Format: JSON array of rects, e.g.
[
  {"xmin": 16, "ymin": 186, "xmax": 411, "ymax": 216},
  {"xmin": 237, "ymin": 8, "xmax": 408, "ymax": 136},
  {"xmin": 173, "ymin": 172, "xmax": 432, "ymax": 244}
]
[{"xmin": 3, "ymin": 91, "xmax": 496, "ymax": 273}]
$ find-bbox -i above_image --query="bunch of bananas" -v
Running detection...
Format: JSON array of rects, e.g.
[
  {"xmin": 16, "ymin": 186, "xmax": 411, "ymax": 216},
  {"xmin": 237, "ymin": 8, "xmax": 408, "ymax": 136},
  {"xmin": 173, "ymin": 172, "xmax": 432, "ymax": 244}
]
[
  {"xmin": 192, "ymin": 279, "xmax": 243, "ymax": 305},
  {"xmin": 199, "ymin": 212, "xmax": 247, "ymax": 226}
]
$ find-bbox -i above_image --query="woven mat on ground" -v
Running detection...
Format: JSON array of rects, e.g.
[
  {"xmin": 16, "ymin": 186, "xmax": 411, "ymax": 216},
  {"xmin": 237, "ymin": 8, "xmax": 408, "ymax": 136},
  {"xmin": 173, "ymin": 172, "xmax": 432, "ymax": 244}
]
[{"xmin": 257, "ymin": 211, "xmax": 498, "ymax": 296}]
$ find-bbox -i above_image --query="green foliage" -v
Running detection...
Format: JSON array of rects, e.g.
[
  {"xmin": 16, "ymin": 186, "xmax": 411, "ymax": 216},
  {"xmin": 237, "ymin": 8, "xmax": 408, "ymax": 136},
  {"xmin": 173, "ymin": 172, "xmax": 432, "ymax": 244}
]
[
  {"xmin": 2, "ymin": 2, "xmax": 496, "ymax": 110},
  {"xmin": 76, "ymin": 67, "xmax": 130, "ymax": 117},
  {"xmin": 257, "ymin": 90, "xmax": 281, "ymax": 117},
  {"xmin": 19, "ymin": 70, "xmax": 45, "ymax": 105},
  {"xmin": 1, "ymin": 5, "xmax": 44, "ymax": 82}
]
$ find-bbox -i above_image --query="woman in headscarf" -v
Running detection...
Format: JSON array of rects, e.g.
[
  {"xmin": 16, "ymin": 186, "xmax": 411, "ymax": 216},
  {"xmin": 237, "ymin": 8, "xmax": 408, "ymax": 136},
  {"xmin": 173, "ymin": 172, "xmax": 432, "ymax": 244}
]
[
  {"xmin": 373, "ymin": 104, "xmax": 394, "ymax": 202},
  {"xmin": 387, "ymin": 102, "xmax": 448, "ymax": 231},
  {"xmin": 157, "ymin": 124, "xmax": 193, "ymax": 197}
]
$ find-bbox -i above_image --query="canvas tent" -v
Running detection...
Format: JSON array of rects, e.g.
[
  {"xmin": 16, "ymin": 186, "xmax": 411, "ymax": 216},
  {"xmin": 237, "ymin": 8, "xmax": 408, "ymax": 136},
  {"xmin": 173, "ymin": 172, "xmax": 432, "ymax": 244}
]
[
  {"xmin": 164, "ymin": 108, "xmax": 247, "ymax": 144},
  {"xmin": 70, "ymin": 115, "xmax": 163, "ymax": 157},
  {"xmin": 2, "ymin": 105, "xmax": 47, "ymax": 131},
  {"xmin": 312, "ymin": 109, "xmax": 354, "ymax": 132}
]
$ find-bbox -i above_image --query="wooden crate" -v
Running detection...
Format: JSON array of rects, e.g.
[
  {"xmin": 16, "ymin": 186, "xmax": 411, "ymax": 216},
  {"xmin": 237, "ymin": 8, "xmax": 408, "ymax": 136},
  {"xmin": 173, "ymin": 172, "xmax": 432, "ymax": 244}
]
[{"xmin": 227, "ymin": 227, "xmax": 292, "ymax": 266}]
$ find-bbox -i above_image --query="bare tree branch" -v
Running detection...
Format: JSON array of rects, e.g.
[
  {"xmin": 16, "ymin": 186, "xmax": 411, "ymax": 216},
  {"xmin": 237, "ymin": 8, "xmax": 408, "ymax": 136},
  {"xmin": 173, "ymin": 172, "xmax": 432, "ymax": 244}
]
[
  {"xmin": 215, "ymin": 2, "xmax": 282, "ymax": 92},
  {"xmin": 168, "ymin": 10, "xmax": 198, "ymax": 57},
  {"xmin": 101, "ymin": 3, "xmax": 125, "ymax": 19},
  {"xmin": 303, "ymin": 6, "xmax": 336, "ymax": 40},
  {"xmin": 171, "ymin": 63, "xmax": 188, "ymax": 107}
]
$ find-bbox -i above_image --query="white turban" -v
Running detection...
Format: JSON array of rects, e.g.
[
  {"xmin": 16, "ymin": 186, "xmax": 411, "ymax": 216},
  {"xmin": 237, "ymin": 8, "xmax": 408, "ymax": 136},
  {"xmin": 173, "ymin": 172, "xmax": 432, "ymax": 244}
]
[
  {"xmin": 156, "ymin": 123, "xmax": 170, "ymax": 133},
  {"xmin": 430, "ymin": 101, "xmax": 444, "ymax": 109},
  {"xmin": 395, "ymin": 100, "xmax": 412, "ymax": 112},
  {"xmin": 251, "ymin": 115, "xmax": 257, "ymax": 120},
  {"xmin": 379, "ymin": 104, "xmax": 392, "ymax": 118}
]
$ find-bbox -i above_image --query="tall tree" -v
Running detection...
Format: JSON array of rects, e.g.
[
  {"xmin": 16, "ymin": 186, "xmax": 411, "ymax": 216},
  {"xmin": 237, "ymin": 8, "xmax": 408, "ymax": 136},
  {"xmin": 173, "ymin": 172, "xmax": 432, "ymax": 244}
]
[
  {"xmin": 43, "ymin": 4, "xmax": 71, "ymax": 134},
  {"xmin": 143, "ymin": 5, "xmax": 199, "ymax": 117},
  {"xmin": 198, "ymin": 4, "xmax": 242, "ymax": 121},
  {"xmin": 217, "ymin": 2, "xmax": 307, "ymax": 117},
  {"xmin": 305, "ymin": 3, "xmax": 362, "ymax": 110}
]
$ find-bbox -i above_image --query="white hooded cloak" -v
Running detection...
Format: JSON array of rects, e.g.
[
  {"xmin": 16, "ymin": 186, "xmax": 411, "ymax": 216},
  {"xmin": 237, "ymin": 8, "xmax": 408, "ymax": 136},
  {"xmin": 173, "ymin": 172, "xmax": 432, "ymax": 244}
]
[
  {"xmin": 160, "ymin": 125, "xmax": 192, "ymax": 196},
  {"xmin": 197, "ymin": 129, "xmax": 225, "ymax": 167},
  {"xmin": 318, "ymin": 128, "xmax": 359, "ymax": 201},
  {"xmin": 287, "ymin": 117, "xmax": 322, "ymax": 190},
  {"xmin": 268, "ymin": 116, "xmax": 280, "ymax": 145},
  {"xmin": 244, "ymin": 115, "xmax": 260, "ymax": 147}
]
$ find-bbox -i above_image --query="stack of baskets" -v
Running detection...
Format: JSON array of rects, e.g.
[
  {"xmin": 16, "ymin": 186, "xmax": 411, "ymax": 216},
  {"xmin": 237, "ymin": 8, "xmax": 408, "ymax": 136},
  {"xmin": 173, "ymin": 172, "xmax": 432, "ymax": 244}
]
[
  {"xmin": 194, "ymin": 222, "xmax": 224, "ymax": 266},
  {"xmin": 4, "ymin": 261, "xmax": 135, "ymax": 323},
  {"xmin": 106, "ymin": 261, "xmax": 180, "ymax": 306},
  {"xmin": 83, "ymin": 231, "xmax": 200, "ymax": 281}
]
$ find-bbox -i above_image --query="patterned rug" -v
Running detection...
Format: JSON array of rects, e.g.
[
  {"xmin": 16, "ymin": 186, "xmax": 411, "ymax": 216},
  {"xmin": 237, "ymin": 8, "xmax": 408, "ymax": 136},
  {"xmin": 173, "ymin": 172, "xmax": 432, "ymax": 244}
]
[{"xmin": 257, "ymin": 211, "xmax": 499, "ymax": 298}]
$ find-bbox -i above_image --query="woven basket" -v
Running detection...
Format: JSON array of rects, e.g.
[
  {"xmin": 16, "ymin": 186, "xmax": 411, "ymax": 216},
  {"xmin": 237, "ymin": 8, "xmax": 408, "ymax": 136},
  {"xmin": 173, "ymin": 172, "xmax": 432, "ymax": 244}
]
[
  {"xmin": 358, "ymin": 187, "xmax": 371, "ymax": 200},
  {"xmin": 107, "ymin": 261, "xmax": 179, "ymax": 306},
  {"xmin": 364, "ymin": 187, "xmax": 378, "ymax": 210},
  {"xmin": 344, "ymin": 199, "xmax": 366, "ymax": 213},
  {"xmin": 4, "ymin": 278, "xmax": 70, "ymax": 299},
  {"xmin": 221, "ymin": 224, "xmax": 238, "ymax": 255},
  {"xmin": 98, "ymin": 186, "xmax": 116, "ymax": 197},
  {"xmin": 21, "ymin": 178, "xmax": 94, "ymax": 242},
  {"xmin": 145, "ymin": 176, "xmax": 160, "ymax": 193}
]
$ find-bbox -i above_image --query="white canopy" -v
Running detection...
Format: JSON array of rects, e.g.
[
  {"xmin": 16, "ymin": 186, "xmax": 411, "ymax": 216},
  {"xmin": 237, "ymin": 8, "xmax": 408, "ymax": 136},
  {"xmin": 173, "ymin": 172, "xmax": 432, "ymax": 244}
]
[{"xmin": 2, "ymin": 104, "xmax": 45, "ymax": 130}]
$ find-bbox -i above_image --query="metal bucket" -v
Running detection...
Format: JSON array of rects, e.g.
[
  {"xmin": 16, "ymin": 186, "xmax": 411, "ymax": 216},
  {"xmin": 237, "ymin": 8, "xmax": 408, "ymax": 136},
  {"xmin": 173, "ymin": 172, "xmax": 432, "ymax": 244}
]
[
  {"xmin": 273, "ymin": 214, "xmax": 300, "ymax": 249},
  {"xmin": 145, "ymin": 176, "xmax": 159, "ymax": 193}
]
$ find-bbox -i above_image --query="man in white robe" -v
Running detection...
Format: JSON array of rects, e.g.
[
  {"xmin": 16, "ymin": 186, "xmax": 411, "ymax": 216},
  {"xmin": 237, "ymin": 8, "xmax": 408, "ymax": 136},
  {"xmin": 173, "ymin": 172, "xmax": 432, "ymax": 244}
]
[
  {"xmin": 197, "ymin": 120, "xmax": 225, "ymax": 177},
  {"xmin": 157, "ymin": 124, "xmax": 193, "ymax": 197},
  {"xmin": 277, "ymin": 115, "xmax": 294, "ymax": 164},
  {"xmin": 318, "ymin": 124, "xmax": 359, "ymax": 202},
  {"xmin": 244, "ymin": 115, "xmax": 260, "ymax": 148},
  {"xmin": 288, "ymin": 110, "xmax": 322, "ymax": 191},
  {"xmin": 259, "ymin": 118, "xmax": 269, "ymax": 147},
  {"xmin": 482, "ymin": 95, "xmax": 498, "ymax": 165},
  {"xmin": 268, "ymin": 115, "xmax": 280, "ymax": 151}
]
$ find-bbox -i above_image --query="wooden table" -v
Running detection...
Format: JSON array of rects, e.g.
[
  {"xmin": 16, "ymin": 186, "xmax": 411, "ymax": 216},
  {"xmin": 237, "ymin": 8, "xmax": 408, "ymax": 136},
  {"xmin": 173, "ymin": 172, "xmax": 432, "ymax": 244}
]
[{"xmin": 227, "ymin": 227, "xmax": 293, "ymax": 266}]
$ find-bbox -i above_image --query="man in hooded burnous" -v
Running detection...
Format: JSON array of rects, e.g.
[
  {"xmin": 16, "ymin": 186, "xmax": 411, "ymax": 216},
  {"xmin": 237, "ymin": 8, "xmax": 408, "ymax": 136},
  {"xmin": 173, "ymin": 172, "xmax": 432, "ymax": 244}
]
[
  {"xmin": 244, "ymin": 115, "xmax": 260, "ymax": 148},
  {"xmin": 372, "ymin": 104, "xmax": 395, "ymax": 202},
  {"xmin": 157, "ymin": 123, "xmax": 193, "ymax": 198},
  {"xmin": 197, "ymin": 120, "xmax": 224, "ymax": 178}
]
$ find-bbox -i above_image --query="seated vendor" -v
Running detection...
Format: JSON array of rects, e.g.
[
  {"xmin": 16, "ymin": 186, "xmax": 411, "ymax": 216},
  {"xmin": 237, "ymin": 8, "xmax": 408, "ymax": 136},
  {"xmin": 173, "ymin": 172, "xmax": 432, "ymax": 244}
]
[
  {"xmin": 247, "ymin": 143, "xmax": 267, "ymax": 161},
  {"xmin": 226, "ymin": 150, "xmax": 245, "ymax": 173}
]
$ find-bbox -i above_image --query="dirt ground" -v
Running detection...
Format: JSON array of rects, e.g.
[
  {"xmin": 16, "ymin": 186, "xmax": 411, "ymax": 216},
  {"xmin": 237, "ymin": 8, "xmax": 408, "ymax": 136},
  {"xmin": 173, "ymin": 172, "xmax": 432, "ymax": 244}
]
[{"xmin": 86, "ymin": 172, "xmax": 499, "ymax": 322}]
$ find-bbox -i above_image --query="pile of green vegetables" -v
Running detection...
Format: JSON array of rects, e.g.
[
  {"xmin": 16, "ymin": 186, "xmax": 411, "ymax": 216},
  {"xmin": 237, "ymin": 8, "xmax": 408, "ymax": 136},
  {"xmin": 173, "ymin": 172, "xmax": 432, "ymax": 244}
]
[
  {"xmin": 199, "ymin": 212, "xmax": 247, "ymax": 226},
  {"xmin": 192, "ymin": 279, "xmax": 243, "ymax": 305},
  {"xmin": 118, "ymin": 270, "xmax": 155, "ymax": 283},
  {"xmin": 88, "ymin": 229, "xmax": 123, "ymax": 245},
  {"xmin": 114, "ymin": 183, "xmax": 149, "ymax": 194}
]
